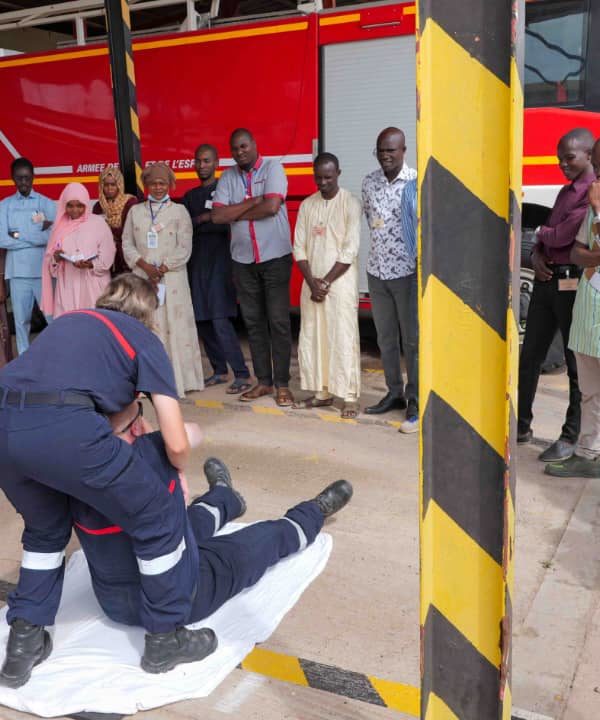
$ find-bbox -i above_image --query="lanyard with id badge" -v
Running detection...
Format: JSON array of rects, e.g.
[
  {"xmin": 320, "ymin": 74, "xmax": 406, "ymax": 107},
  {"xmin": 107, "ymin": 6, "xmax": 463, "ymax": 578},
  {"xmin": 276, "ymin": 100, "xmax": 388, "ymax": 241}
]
[
  {"xmin": 558, "ymin": 268, "xmax": 579, "ymax": 292},
  {"xmin": 147, "ymin": 200, "xmax": 167, "ymax": 249}
]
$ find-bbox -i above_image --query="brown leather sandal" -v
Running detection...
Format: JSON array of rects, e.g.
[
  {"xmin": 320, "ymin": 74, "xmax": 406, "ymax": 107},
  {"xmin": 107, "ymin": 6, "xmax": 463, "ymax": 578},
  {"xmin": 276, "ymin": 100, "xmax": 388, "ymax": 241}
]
[{"xmin": 275, "ymin": 387, "xmax": 295, "ymax": 407}]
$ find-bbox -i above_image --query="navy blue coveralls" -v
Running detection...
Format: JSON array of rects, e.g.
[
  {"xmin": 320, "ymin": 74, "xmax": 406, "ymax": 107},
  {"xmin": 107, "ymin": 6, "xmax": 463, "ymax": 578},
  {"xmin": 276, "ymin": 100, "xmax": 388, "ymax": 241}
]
[
  {"xmin": 0, "ymin": 309, "xmax": 195, "ymax": 634},
  {"xmin": 70, "ymin": 431, "xmax": 324, "ymax": 626}
]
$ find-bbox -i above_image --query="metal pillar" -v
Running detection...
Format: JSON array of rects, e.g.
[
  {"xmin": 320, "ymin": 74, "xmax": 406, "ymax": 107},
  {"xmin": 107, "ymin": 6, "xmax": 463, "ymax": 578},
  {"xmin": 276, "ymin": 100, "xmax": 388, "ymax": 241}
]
[
  {"xmin": 104, "ymin": 0, "xmax": 143, "ymax": 196},
  {"xmin": 417, "ymin": 1, "xmax": 524, "ymax": 718}
]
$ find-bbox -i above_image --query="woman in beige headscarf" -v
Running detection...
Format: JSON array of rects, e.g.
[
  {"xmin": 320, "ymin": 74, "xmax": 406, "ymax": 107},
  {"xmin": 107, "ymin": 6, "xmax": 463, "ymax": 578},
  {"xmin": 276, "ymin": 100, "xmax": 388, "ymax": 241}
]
[
  {"xmin": 93, "ymin": 166, "xmax": 137, "ymax": 275},
  {"xmin": 122, "ymin": 162, "xmax": 204, "ymax": 397}
]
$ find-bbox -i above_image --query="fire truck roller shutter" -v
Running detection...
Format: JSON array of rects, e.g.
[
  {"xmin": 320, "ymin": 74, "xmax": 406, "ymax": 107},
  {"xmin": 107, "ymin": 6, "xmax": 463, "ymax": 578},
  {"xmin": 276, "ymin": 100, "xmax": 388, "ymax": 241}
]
[{"xmin": 322, "ymin": 35, "xmax": 417, "ymax": 295}]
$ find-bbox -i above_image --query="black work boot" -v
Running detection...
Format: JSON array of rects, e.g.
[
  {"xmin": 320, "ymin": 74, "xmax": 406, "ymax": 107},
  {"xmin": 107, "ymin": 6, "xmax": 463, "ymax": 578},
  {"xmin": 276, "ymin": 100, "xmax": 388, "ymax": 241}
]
[
  {"xmin": 0, "ymin": 618, "xmax": 52, "ymax": 688},
  {"xmin": 202, "ymin": 457, "xmax": 246, "ymax": 518},
  {"xmin": 141, "ymin": 626, "xmax": 217, "ymax": 674},
  {"xmin": 313, "ymin": 479, "xmax": 354, "ymax": 518}
]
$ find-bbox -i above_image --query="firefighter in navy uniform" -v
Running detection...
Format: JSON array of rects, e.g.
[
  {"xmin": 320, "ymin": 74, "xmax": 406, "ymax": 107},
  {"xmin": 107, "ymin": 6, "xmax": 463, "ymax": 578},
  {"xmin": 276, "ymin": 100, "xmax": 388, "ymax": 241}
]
[
  {"xmin": 0, "ymin": 274, "xmax": 214, "ymax": 688},
  {"xmin": 69, "ymin": 402, "xmax": 353, "ymax": 645}
]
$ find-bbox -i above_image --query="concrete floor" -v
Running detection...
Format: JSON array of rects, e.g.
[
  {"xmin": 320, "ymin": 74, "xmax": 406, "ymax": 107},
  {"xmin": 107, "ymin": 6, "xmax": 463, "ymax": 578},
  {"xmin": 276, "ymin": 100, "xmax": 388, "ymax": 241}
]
[{"xmin": 0, "ymin": 338, "xmax": 599, "ymax": 719}]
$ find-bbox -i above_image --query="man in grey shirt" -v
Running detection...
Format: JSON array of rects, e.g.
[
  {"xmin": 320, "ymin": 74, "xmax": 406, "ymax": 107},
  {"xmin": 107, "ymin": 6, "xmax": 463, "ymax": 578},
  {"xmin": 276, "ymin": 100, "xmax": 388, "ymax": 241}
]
[{"xmin": 212, "ymin": 129, "xmax": 294, "ymax": 407}]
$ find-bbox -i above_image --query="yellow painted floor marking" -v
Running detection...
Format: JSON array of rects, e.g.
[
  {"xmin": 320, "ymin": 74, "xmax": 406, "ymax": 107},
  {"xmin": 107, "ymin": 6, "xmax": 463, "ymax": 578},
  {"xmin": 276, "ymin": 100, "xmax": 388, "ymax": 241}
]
[
  {"xmin": 317, "ymin": 412, "xmax": 357, "ymax": 425},
  {"xmin": 365, "ymin": 368, "xmax": 384, "ymax": 374},
  {"xmin": 195, "ymin": 399, "xmax": 224, "ymax": 409},
  {"xmin": 242, "ymin": 647, "xmax": 308, "ymax": 686},
  {"xmin": 421, "ymin": 501, "xmax": 503, "ymax": 667},
  {"xmin": 252, "ymin": 406, "xmax": 285, "ymax": 416},
  {"xmin": 421, "ymin": 276, "xmax": 507, "ymax": 457},
  {"xmin": 419, "ymin": 20, "xmax": 510, "ymax": 221},
  {"xmin": 387, "ymin": 420, "xmax": 403, "ymax": 429},
  {"xmin": 370, "ymin": 676, "xmax": 420, "ymax": 715}
]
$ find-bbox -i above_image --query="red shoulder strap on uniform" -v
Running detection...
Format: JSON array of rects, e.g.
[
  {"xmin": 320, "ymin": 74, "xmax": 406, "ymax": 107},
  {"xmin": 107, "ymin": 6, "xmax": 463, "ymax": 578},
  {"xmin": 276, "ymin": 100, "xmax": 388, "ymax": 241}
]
[{"xmin": 68, "ymin": 310, "xmax": 136, "ymax": 360}]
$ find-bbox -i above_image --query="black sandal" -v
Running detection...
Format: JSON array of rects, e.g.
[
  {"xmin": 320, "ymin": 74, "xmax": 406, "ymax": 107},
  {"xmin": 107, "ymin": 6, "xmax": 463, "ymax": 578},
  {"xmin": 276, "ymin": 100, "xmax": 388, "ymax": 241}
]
[{"xmin": 226, "ymin": 379, "xmax": 253, "ymax": 395}]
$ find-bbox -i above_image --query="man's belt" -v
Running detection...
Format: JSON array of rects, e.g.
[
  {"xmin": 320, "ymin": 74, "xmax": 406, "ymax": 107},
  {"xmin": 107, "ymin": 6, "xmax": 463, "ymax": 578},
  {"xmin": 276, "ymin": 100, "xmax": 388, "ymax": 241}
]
[
  {"xmin": 551, "ymin": 264, "xmax": 582, "ymax": 279},
  {"xmin": 0, "ymin": 390, "xmax": 95, "ymax": 408}
]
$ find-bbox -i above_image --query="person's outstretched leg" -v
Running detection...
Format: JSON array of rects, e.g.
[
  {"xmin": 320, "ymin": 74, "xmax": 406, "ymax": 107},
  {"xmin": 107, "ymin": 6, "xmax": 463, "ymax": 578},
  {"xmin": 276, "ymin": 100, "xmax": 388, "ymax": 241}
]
[
  {"xmin": 188, "ymin": 458, "xmax": 246, "ymax": 541},
  {"xmin": 190, "ymin": 480, "xmax": 353, "ymax": 621}
]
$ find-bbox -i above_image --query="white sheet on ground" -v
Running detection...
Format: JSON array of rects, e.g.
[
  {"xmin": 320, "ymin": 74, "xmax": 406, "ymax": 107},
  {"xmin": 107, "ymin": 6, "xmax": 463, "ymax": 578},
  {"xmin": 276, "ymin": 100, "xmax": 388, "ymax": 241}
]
[{"xmin": 0, "ymin": 523, "xmax": 332, "ymax": 718}]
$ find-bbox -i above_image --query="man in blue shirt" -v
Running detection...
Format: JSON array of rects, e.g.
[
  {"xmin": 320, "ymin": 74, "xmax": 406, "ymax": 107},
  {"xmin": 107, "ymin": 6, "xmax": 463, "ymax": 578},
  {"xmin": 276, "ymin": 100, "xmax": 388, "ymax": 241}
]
[{"xmin": 0, "ymin": 158, "xmax": 55, "ymax": 354}]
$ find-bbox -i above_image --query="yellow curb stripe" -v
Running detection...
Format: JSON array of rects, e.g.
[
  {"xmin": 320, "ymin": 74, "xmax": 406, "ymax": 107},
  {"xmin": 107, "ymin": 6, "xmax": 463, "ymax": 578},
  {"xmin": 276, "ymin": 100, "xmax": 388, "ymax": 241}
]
[
  {"xmin": 369, "ymin": 675, "xmax": 420, "ymax": 715},
  {"xmin": 317, "ymin": 412, "xmax": 357, "ymax": 425},
  {"xmin": 421, "ymin": 501, "xmax": 503, "ymax": 667},
  {"xmin": 242, "ymin": 647, "xmax": 309, "ymax": 687},
  {"xmin": 252, "ymin": 406, "xmax": 285, "ymax": 416},
  {"xmin": 421, "ymin": 275, "xmax": 507, "ymax": 456},
  {"xmin": 195, "ymin": 399, "xmax": 224, "ymax": 409},
  {"xmin": 387, "ymin": 420, "xmax": 402, "ymax": 429},
  {"xmin": 419, "ymin": 20, "xmax": 510, "ymax": 221}
]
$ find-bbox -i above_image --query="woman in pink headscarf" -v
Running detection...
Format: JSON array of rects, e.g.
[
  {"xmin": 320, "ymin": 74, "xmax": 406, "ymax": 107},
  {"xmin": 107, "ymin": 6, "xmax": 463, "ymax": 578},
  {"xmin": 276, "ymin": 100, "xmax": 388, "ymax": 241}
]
[{"xmin": 41, "ymin": 183, "xmax": 115, "ymax": 319}]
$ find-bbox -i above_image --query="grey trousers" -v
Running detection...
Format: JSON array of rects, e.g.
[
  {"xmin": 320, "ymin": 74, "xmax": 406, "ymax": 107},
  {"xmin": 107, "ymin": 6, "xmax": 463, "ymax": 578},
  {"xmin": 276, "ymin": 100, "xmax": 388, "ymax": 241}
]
[
  {"xmin": 368, "ymin": 272, "xmax": 419, "ymax": 404},
  {"xmin": 575, "ymin": 352, "xmax": 600, "ymax": 459}
]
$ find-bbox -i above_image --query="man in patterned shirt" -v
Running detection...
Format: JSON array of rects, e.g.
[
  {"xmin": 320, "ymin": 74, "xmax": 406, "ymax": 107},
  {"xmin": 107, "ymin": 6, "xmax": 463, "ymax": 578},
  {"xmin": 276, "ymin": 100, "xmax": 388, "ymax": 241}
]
[
  {"xmin": 362, "ymin": 127, "xmax": 419, "ymax": 433},
  {"xmin": 546, "ymin": 137, "xmax": 600, "ymax": 478}
]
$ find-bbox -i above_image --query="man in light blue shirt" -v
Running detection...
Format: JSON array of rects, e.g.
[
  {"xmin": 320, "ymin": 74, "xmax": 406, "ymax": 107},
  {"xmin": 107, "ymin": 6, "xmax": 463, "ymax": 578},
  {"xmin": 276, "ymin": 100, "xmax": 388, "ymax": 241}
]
[{"xmin": 0, "ymin": 158, "xmax": 55, "ymax": 353}]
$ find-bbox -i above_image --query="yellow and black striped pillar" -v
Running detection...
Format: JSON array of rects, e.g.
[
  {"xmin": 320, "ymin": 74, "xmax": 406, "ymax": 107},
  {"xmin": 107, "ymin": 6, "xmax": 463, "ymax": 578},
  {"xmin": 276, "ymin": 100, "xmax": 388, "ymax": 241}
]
[
  {"xmin": 417, "ymin": 1, "xmax": 523, "ymax": 718},
  {"xmin": 104, "ymin": 0, "xmax": 144, "ymax": 197}
]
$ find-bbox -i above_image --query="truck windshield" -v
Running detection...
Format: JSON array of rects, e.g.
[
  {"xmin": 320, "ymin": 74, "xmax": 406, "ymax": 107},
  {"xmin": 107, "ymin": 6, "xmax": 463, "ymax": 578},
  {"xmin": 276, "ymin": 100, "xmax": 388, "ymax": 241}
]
[{"xmin": 524, "ymin": 0, "xmax": 588, "ymax": 108}]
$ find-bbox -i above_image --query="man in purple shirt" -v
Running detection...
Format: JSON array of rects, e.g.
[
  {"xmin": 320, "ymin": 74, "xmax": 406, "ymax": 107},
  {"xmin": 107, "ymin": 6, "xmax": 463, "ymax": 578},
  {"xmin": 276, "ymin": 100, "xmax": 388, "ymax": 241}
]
[{"xmin": 518, "ymin": 128, "xmax": 595, "ymax": 462}]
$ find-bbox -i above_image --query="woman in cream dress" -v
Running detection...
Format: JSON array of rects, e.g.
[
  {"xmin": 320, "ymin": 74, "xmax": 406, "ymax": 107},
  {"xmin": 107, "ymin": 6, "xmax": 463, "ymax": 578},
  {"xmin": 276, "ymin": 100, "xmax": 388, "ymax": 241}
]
[{"xmin": 122, "ymin": 163, "xmax": 203, "ymax": 396}]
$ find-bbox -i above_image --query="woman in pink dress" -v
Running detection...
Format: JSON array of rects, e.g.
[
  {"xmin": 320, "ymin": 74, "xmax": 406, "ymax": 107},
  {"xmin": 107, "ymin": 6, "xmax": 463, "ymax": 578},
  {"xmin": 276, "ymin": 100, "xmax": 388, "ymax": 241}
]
[{"xmin": 41, "ymin": 183, "xmax": 115, "ymax": 319}]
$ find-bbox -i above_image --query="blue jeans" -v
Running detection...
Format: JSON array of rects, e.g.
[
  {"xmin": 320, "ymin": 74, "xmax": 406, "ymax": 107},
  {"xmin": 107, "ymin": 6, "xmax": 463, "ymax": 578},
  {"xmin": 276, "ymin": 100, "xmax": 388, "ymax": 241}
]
[{"xmin": 10, "ymin": 277, "xmax": 42, "ymax": 355}]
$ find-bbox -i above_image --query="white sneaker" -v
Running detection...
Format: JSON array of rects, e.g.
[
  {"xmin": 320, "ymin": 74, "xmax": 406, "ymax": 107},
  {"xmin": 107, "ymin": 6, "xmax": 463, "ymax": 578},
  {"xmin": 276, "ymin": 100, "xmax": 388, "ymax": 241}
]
[{"xmin": 399, "ymin": 416, "xmax": 419, "ymax": 434}]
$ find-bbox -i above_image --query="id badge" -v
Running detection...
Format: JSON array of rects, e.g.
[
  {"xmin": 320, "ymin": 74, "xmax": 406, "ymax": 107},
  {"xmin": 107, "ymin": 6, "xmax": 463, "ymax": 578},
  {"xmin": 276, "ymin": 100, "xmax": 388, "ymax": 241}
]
[
  {"xmin": 312, "ymin": 224, "xmax": 326, "ymax": 237},
  {"xmin": 205, "ymin": 199, "xmax": 213, "ymax": 210},
  {"xmin": 559, "ymin": 277, "xmax": 578, "ymax": 291},
  {"xmin": 372, "ymin": 217, "xmax": 385, "ymax": 230},
  {"xmin": 147, "ymin": 230, "xmax": 158, "ymax": 249},
  {"xmin": 31, "ymin": 212, "xmax": 45, "ymax": 224}
]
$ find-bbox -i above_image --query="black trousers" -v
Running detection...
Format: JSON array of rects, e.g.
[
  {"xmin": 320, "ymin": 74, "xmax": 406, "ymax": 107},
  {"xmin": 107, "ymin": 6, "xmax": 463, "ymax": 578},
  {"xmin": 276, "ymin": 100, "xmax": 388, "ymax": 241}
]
[
  {"xmin": 518, "ymin": 276, "xmax": 580, "ymax": 443},
  {"xmin": 232, "ymin": 254, "xmax": 292, "ymax": 388}
]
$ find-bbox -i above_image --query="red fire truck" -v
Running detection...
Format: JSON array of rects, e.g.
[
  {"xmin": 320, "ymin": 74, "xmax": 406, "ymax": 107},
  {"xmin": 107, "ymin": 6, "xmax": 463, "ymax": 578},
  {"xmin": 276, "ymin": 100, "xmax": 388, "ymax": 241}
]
[{"xmin": 0, "ymin": 0, "xmax": 598, "ymax": 313}]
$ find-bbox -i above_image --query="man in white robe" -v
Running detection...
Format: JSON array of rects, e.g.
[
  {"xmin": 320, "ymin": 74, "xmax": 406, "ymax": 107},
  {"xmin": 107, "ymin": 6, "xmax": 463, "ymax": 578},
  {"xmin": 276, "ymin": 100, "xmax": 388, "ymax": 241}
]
[{"xmin": 293, "ymin": 153, "xmax": 362, "ymax": 419}]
